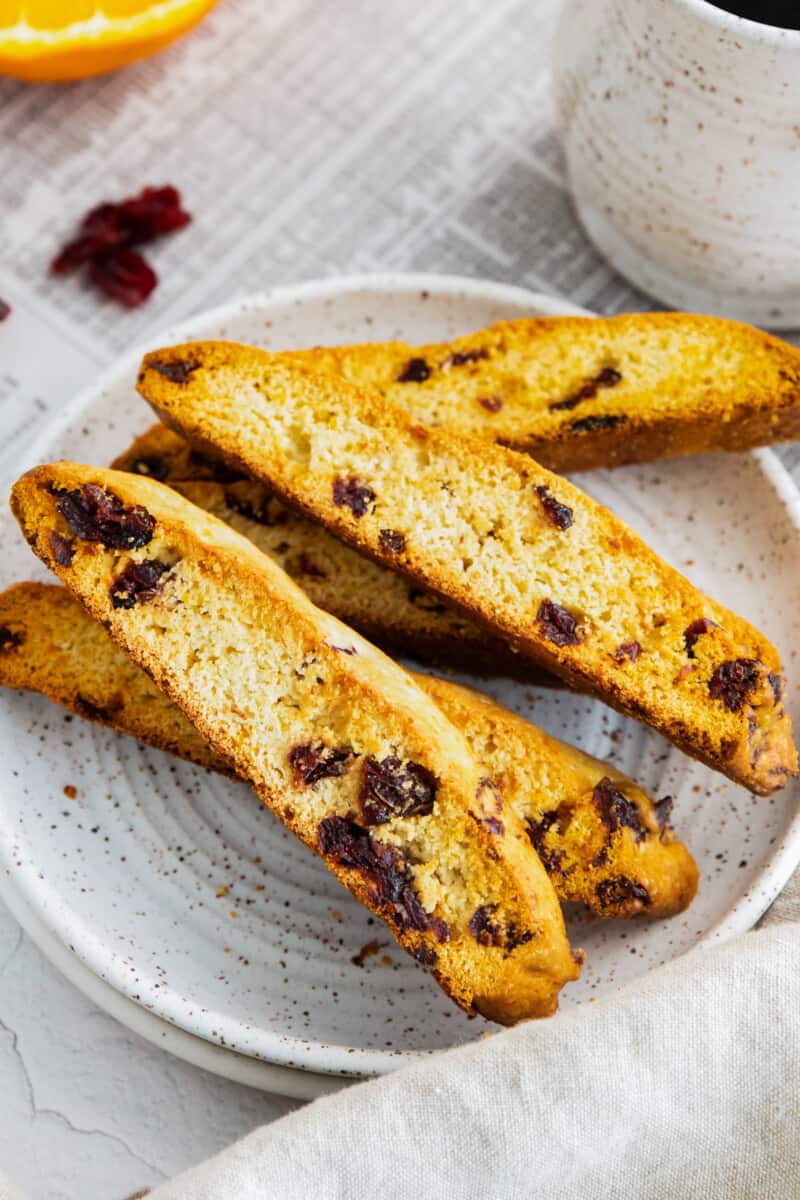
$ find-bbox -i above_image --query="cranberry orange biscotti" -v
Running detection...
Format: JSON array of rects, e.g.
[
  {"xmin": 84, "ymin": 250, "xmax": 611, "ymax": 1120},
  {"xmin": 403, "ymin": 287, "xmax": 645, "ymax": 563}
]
[
  {"xmin": 283, "ymin": 313, "xmax": 800, "ymax": 473},
  {"xmin": 0, "ymin": 582, "xmax": 698, "ymax": 919},
  {"xmin": 110, "ymin": 423, "xmax": 548, "ymax": 683},
  {"xmin": 137, "ymin": 341, "xmax": 797, "ymax": 796},
  {"xmin": 10, "ymin": 464, "xmax": 581, "ymax": 1022}
]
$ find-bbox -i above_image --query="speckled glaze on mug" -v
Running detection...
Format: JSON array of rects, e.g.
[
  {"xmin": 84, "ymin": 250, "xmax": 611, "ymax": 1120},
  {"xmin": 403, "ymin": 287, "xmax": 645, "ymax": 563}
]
[{"xmin": 554, "ymin": 0, "xmax": 800, "ymax": 327}]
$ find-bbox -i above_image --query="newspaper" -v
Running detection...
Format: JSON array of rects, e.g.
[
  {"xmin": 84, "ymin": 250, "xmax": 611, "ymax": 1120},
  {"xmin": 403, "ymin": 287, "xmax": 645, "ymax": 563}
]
[{"xmin": 0, "ymin": 0, "xmax": 666, "ymax": 489}]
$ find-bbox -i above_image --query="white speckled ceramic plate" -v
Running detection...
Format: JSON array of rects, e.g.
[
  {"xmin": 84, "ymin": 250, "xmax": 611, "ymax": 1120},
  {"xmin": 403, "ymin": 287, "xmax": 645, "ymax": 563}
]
[{"xmin": 2, "ymin": 275, "xmax": 800, "ymax": 1097}]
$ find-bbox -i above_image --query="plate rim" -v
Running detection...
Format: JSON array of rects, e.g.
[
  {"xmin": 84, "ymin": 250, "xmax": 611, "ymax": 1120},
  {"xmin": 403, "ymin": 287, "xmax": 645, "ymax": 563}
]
[{"xmin": 2, "ymin": 272, "xmax": 799, "ymax": 1090}]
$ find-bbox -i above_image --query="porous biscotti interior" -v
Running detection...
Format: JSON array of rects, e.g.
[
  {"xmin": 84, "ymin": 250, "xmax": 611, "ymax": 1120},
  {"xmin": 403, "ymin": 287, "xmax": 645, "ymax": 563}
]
[
  {"xmin": 11, "ymin": 466, "xmax": 579, "ymax": 1020},
  {"xmin": 283, "ymin": 312, "xmax": 800, "ymax": 461},
  {"xmin": 111, "ymin": 424, "xmax": 542, "ymax": 681},
  {"xmin": 137, "ymin": 343, "xmax": 796, "ymax": 795},
  {"xmin": 0, "ymin": 581, "xmax": 698, "ymax": 919}
]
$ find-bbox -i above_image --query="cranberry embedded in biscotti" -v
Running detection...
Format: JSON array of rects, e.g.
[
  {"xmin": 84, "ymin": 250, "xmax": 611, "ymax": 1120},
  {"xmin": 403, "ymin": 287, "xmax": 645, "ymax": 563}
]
[
  {"xmin": 708, "ymin": 658, "xmax": 761, "ymax": 712},
  {"xmin": 396, "ymin": 357, "xmax": 431, "ymax": 383},
  {"xmin": 379, "ymin": 529, "xmax": 406, "ymax": 554},
  {"xmin": 147, "ymin": 357, "xmax": 198, "ymax": 384},
  {"xmin": 332, "ymin": 476, "xmax": 375, "ymax": 517},
  {"xmin": 534, "ymin": 485, "xmax": 573, "ymax": 530},
  {"xmin": 54, "ymin": 483, "xmax": 155, "ymax": 550},
  {"xmin": 683, "ymin": 617, "xmax": 718, "ymax": 659},
  {"xmin": 288, "ymin": 742, "xmax": 352, "ymax": 787},
  {"xmin": 536, "ymin": 599, "xmax": 583, "ymax": 647},
  {"xmin": 595, "ymin": 876, "xmax": 650, "ymax": 910},
  {"xmin": 48, "ymin": 531, "xmax": 74, "ymax": 566},
  {"xmin": 592, "ymin": 778, "xmax": 646, "ymax": 843},
  {"xmin": 110, "ymin": 559, "xmax": 171, "ymax": 609},
  {"xmin": 358, "ymin": 755, "xmax": 437, "ymax": 825},
  {"xmin": 615, "ymin": 640, "xmax": 641, "ymax": 663}
]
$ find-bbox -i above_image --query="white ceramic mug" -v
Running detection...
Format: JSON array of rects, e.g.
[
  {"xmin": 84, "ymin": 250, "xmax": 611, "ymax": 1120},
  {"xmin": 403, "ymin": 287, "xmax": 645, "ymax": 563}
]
[{"xmin": 553, "ymin": 0, "xmax": 800, "ymax": 327}]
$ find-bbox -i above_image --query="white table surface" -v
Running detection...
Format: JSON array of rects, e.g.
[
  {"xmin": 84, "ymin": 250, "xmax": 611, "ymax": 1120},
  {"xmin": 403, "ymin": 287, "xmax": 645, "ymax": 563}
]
[{"xmin": 2, "ymin": 2, "xmax": 799, "ymax": 1197}]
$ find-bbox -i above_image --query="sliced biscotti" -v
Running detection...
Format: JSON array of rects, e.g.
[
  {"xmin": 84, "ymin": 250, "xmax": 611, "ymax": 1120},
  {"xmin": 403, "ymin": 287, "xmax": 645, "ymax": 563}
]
[
  {"xmin": 138, "ymin": 340, "xmax": 796, "ymax": 796},
  {"xmin": 110, "ymin": 423, "xmax": 545, "ymax": 682},
  {"xmin": 11, "ymin": 463, "xmax": 581, "ymax": 1023},
  {"xmin": 0, "ymin": 581, "xmax": 697, "ymax": 918},
  {"xmin": 282, "ymin": 313, "xmax": 800, "ymax": 472},
  {"xmin": 421, "ymin": 676, "xmax": 698, "ymax": 919},
  {"xmin": 0, "ymin": 581, "xmax": 232, "ymax": 775}
]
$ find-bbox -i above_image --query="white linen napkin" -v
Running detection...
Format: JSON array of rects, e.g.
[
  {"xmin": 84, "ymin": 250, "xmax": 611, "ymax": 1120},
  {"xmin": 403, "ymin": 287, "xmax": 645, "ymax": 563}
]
[{"xmin": 140, "ymin": 919, "xmax": 800, "ymax": 1200}]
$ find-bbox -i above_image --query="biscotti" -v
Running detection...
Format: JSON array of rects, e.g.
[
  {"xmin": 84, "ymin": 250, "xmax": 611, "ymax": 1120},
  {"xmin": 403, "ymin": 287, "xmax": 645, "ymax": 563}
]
[
  {"xmin": 111, "ymin": 423, "xmax": 548, "ymax": 683},
  {"xmin": 137, "ymin": 340, "xmax": 796, "ymax": 796},
  {"xmin": 0, "ymin": 581, "xmax": 697, "ymax": 918},
  {"xmin": 11, "ymin": 463, "xmax": 581, "ymax": 1023},
  {"xmin": 282, "ymin": 313, "xmax": 800, "ymax": 472}
]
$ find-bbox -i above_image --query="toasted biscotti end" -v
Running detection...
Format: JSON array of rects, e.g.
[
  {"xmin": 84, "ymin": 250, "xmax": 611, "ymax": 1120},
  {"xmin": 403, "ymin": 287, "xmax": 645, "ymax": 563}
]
[
  {"xmin": 283, "ymin": 313, "xmax": 800, "ymax": 471},
  {"xmin": 137, "ymin": 340, "xmax": 797, "ymax": 797},
  {"xmin": 11, "ymin": 462, "xmax": 581, "ymax": 1022},
  {"xmin": 0, "ymin": 581, "xmax": 232, "ymax": 774},
  {"xmin": 416, "ymin": 676, "xmax": 698, "ymax": 919},
  {"xmin": 0, "ymin": 580, "xmax": 694, "ymax": 921}
]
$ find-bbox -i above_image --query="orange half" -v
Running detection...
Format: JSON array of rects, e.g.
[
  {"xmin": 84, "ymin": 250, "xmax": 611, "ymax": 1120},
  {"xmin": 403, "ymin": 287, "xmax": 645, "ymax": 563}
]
[{"xmin": 0, "ymin": 0, "xmax": 220, "ymax": 82}]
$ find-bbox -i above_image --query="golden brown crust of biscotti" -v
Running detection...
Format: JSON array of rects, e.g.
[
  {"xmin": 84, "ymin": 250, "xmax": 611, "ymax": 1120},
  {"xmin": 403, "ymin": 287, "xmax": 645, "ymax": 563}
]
[
  {"xmin": 137, "ymin": 341, "xmax": 796, "ymax": 796},
  {"xmin": 10, "ymin": 463, "xmax": 580, "ymax": 1023},
  {"xmin": 110, "ymin": 423, "xmax": 546, "ymax": 683},
  {"xmin": 281, "ymin": 313, "xmax": 800, "ymax": 472},
  {"xmin": 0, "ymin": 581, "xmax": 697, "ymax": 918}
]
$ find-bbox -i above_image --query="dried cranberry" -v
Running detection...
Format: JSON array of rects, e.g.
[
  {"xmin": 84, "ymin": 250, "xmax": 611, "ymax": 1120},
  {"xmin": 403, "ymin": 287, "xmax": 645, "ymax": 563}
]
[
  {"xmin": 569, "ymin": 415, "xmax": 627, "ymax": 433},
  {"xmin": 116, "ymin": 186, "xmax": 191, "ymax": 244},
  {"xmin": 110, "ymin": 559, "xmax": 171, "ymax": 609},
  {"xmin": 297, "ymin": 554, "xmax": 326, "ymax": 579},
  {"xmin": 615, "ymin": 640, "xmax": 641, "ymax": 663},
  {"xmin": 684, "ymin": 617, "xmax": 718, "ymax": 658},
  {"xmin": 550, "ymin": 366, "xmax": 623, "ymax": 411},
  {"xmin": 0, "ymin": 627, "xmax": 22, "ymax": 652},
  {"xmin": 535, "ymin": 485, "xmax": 573, "ymax": 530},
  {"xmin": 482, "ymin": 816, "xmax": 505, "ymax": 836},
  {"xmin": 318, "ymin": 816, "xmax": 449, "ymax": 940},
  {"xmin": 536, "ymin": 599, "xmax": 583, "ymax": 647},
  {"xmin": 379, "ymin": 529, "xmax": 406, "ymax": 554},
  {"xmin": 324, "ymin": 642, "xmax": 358, "ymax": 655},
  {"xmin": 477, "ymin": 396, "xmax": 503, "ymax": 412},
  {"xmin": 55, "ymin": 484, "xmax": 155, "ymax": 550},
  {"xmin": 129, "ymin": 456, "xmax": 169, "ymax": 482},
  {"xmin": 147, "ymin": 357, "xmax": 199, "ymax": 384},
  {"xmin": 653, "ymin": 794, "xmax": 674, "ymax": 831},
  {"xmin": 526, "ymin": 811, "xmax": 564, "ymax": 873},
  {"xmin": 48, "ymin": 530, "xmax": 74, "ymax": 566},
  {"xmin": 359, "ymin": 755, "xmax": 437, "ymax": 825},
  {"xmin": 332, "ymin": 477, "xmax": 375, "ymax": 517},
  {"xmin": 446, "ymin": 349, "xmax": 488, "ymax": 366},
  {"xmin": 0, "ymin": 300, "xmax": 11, "ymax": 322},
  {"xmin": 708, "ymin": 658, "xmax": 761, "ymax": 712},
  {"xmin": 289, "ymin": 742, "xmax": 352, "ymax": 787},
  {"xmin": 469, "ymin": 904, "xmax": 504, "ymax": 947},
  {"xmin": 51, "ymin": 186, "xmax": 189, "ymax": 307},
  {"xmin": 413, "ymin": 944, "xmax": 438, "ymax": 966},
  {"xmin": 768, "ymin": 672, "xmax": 784, "ymax": 704},
  {"xmin": 595, "ymin": 877, "xmax": 650, "ymax": 910},
  {"xmin": 90, "ymin": 249, "xmax": 157, "ymax": 308},
  {"xmin": 592, "ymin": 778, "xmax": 646, "ymax": 842},
  {"xmin": 397, "ymin": 357, "xmax": 431, "ymax": 383}
]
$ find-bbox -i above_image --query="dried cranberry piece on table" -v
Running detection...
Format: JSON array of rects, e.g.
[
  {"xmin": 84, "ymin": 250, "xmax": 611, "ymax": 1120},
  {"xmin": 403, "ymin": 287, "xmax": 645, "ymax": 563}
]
[{"xmin": 51, "ymin": 185, "xmax": 190, "ymax": 308}]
